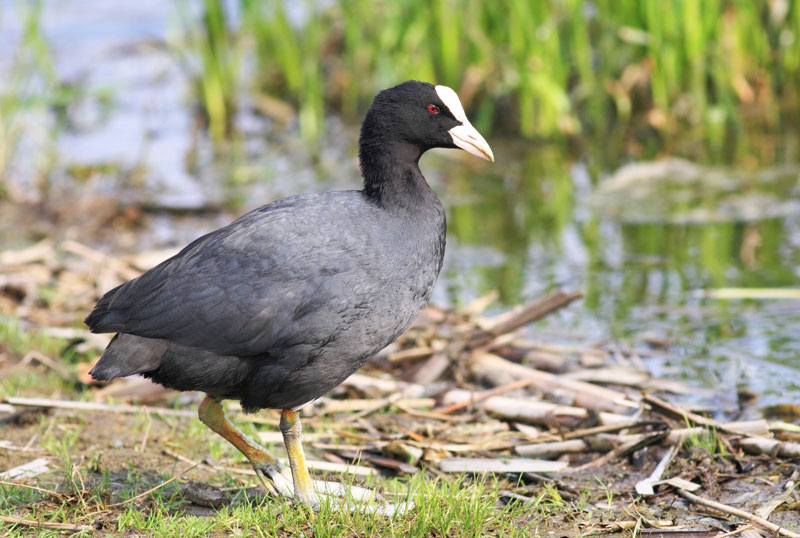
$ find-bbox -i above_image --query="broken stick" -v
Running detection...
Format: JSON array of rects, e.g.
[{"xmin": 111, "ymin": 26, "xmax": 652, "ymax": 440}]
[
  {"xmin": 468, "ymin": 352, "xmax": 635, "ymax": 413},
  {"xmin": 469, "ymin": 290, "xmax": 582, "ymax": 348},
  {"xmin": 0, "ymin": 515, "xmax": 91, "ymax": 533},
  {"xmin": 675, "ymin": 488, "xmax": 800, "ymax": 538}
]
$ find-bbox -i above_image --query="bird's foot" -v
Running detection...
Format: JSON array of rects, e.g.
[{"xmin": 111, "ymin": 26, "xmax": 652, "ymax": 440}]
[
  {"xmin": 252, "ymin": 462, "xmax": 320, "ymax": 509},
  {"xmin": 291, "ymin": 481, "xmax": 320, "ymax": 511},
  {"xmin": 252, "ymin": 461, "xmax": 294, "ymax": 500}
]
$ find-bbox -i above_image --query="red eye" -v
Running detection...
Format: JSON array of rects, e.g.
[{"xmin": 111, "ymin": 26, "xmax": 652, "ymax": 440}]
[{"xmin": 427, "ymin": 104, "xmax": 439, "ymax": 115}]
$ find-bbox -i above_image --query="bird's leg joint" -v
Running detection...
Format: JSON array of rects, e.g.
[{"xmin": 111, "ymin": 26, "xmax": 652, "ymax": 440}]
[{"xmin": 280, "ymin": 409, "xmax": 302, "ymax": 439}]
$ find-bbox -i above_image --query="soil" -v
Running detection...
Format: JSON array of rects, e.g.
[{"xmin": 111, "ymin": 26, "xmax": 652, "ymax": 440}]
[{"xmin": 2, "ymin": 404, "xmax": 798, "ymax": 536}]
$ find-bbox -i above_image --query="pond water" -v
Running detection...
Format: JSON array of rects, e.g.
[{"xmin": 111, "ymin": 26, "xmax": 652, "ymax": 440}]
[{"xmin": 2, "ymin": 1, "xmax": 799, "ymax": 419}]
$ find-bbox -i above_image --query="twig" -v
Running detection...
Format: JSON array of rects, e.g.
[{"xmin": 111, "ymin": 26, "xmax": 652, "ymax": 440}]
[
  {"xmin": 443, "ymin": 393, "xmax": 587, "ymax": 425},
  {"xmin": 311, "ymin": 442, "xmax": 373, "ymax": 451},
  {"xmin": 161, "ymin": 447, "xmax": 255, "ymax": 477},
  {"xmin": 461, "ymin": 291, "xmax": 499, "ymax": 317},
  {"xmin": 22, "ymin": 432, "xmax": 39, "ymax": 452},
  {"xmin": 0, "ymin": 480, "xmax": 62, "ymax": 499},
  {"xmin": 292, "ymin": 459, "xmax": 376, "ymax": 477},
  {"xmin": 562, "ymin": 421, "xmax": 649, "ymax": 440},
  {"xmin": 387, "ymin": 346, "xmax": 435, "ymax": 364},
  {"xmin": 469, "ymin": 352, "xmax": 635, "ymax": 412},
  {"xmin": 0, "ymin": 458, "xmax": 51, "ymax": 480},
  {"xmin": 162, "ymin": 446, "xmax": 376, "ymax": 478},
  {"xmin": 18, "ymin": 351, "xmax": 72, "ymax": 380},
  {"xmin": 0, "ymin": 514, "xmax": 92, "ymax": 532},
  {"xmin": 162, "ymin": 447, "xmax": 204, "ymax": 467},
  {"xmin": 138, "ymin": 407, "xmax": 152, "ymax": 453},
  {"xmin": 567, "ymin": 431, "xmax": 667, "ymax": 472},
  {"xmin": 318, "ymin": 397, "xmax": 435, "ymax": 414},
  {"xmin": 635, "ymin": 444, "xmax": 678, "ymax": 495},
  {"xmin": 394, "ymin": 402, "xmax": 469, "ymax": 422},
  {"xmin": 407, "ymin": 437, "xmax": 527, "ymax": 453},
  {"xmin": 515, "ymin": 439, "xmax": 592, "ymax": 458},
  {"xmin": 0, "ymin": 441, "xmax": 46, "ymax": 455},
  {"xmin": 592, "ymin": 519, "xmax": 674, "ymax": 531},
  {"xmin": 713, "ymin": 524, "xmax": 754, "ymax": 538},
  {"xmin": 340, "ymin": 373, "xmax": 418, "ymax": 396},
  {"xmin": 344, "ymin": 453, "xmax": 418, "ymax": 474},
  {"xmin": 434, "ymin": 378, "xmax": 536, "ymax": 414},
  {"xmin": 675, "ymin": 488, "xmax": 800, "ymax": 538},
  {"xmin": 469, "ymin": 290, "xmax": 582, "ymax": 348},
  {"xmin": 104, "ymin": 461, "xmax": 200, "ymax": 508},
  {"xmin": 510, "ymin": 420, "xmax": 649, "ymax": 446},
  {"xmin": 0, "ymin": 239, "xmax": 53, "ymax": 265},
  {"xmin": 2, "ymin": 397, "xmax": 196, "ymax": 417},
  {"xmin": 737, "ymin": 437, "xmax": 800, "ymax": 458},
  {"xmin": 410, "ymin": 352, "xmax": 451, "ymax": 384},
  {"xmin": 60, "ymin": 240, "xmax": 141, "ymax": 280},
  {"xmin": 344, "ymin": 393, "xmax": 402, "ymax": 423},
  {"xmin": 610, "ymin": 421, "xmax": 768, "ymax": 448},
  {"xmin": 509, "ymin": 339, "xmax": 607, "ymax": 358},
  {"xmin": 72, "ymin": 463, "xmax": 88, "ymax": 509},
  {"xmin": 438, "ymin": 457, "xmax": 567, "ymax": 474},
  {"xmin": 643, "ymin": 394, "xmax": 763, "ymax": 437}
]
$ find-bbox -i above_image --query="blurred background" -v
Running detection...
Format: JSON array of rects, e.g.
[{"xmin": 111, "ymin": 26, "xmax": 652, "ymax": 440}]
[{"xmin": 1, "ymin": 0, "xmax": 798, "ymax": 415}]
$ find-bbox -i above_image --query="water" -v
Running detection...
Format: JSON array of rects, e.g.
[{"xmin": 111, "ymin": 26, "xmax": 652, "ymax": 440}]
[
  {"xmin": 2, "ymin": 1, "xmax": 798, "ymax": 419},
  {"xmin": 439, "ymin": 150, "xmax": 800, "ymax": 418}
]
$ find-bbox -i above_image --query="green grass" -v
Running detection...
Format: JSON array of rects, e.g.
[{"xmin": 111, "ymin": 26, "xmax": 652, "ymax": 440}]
[
  {"xmin": 683, "ymin": 425, "xmax": 728, "ymax": 456},
  {"xmin": 0, "ymin": 316, "xmax": 103, "ymax": 406},
  {"xmin": 172, "ymin": 0, "xmax": 800, "ymax": 142},
  {"xmin": 172, "ymin": 0, "xmax": 241, "ymax": 144},
  {"xmin": 0, "ymin": 471, "xmax": 575, "ymax": 537},
  {"xmin": 0, "ymin": 317, "xmax": 69, "ymax": 359}
]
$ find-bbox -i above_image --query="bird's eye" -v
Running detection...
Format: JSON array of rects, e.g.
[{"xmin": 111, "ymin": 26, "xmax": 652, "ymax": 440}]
[{"xmin": 427, "ymin": 104, "xmax": 439, "ymax": 115}]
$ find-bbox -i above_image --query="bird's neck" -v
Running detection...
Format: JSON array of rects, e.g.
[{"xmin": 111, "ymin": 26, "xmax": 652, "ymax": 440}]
[{"xmin": 360, "ymin": 140, "xmax": 435, "ymax": 209}]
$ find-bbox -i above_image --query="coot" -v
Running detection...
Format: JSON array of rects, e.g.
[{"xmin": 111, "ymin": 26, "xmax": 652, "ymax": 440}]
[{"xmin": 86, "ymin": 80, "xmax": 493, "ymax": 507}]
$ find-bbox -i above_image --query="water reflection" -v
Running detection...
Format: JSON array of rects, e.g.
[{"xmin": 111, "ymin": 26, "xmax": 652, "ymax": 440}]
[{"xmin": 440, "ymin": 139, "xmax": 800, "ymax": 412}]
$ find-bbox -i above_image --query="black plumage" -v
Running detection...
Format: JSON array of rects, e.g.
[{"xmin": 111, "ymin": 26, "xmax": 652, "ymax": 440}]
[{"xmin": 85, "ymin": 80, "xmax": 493, "ymax": 505}]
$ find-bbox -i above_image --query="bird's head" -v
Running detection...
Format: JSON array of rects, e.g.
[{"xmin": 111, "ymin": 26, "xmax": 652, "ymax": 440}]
[{"xmin": 360, "ymin": 80, "xmax": 494, "ymax": 163}]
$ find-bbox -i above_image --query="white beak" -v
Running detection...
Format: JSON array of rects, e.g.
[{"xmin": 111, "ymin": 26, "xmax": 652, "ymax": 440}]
[
  {"xmin": 435, "ymin": 84, "xmax": 494, "ymax": 162},
  {"xmin": 448, "ymin": 123, "xmax": 494, "ymax": 162}
]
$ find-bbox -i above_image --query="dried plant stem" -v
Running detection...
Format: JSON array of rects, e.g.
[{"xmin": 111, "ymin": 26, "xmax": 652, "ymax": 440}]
[
  {"xmin": 0, "ymin": 480, "xmax": 62, "ymax": 498},
  {"xmin": 675, "ymin": 489, "xmax": 800, "ymax": 538},
  {"xmin": 2, "ymin": 397, "xmax": 196, "ymax": 417},
  {"xmin": 0, "ymin": 514, "xmax": 91, "ymax": 532},
  {"xmin": 434, "ymin": 378, "xmax": 536, "ymax": 414}
]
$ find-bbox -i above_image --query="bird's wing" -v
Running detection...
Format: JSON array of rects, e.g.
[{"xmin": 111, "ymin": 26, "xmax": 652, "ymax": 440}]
[{"xmin": 85, "ymin": 193, "xmax": 375, "ymax": 357}]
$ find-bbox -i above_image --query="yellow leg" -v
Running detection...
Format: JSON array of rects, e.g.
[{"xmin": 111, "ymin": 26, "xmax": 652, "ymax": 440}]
[
  {"xmin": 280, "ymin": 409, "xmax": 319, "ymax": 508},
  {"xmin": 198, "ymin": 396, "xmax": 293, "ymax": 498}
]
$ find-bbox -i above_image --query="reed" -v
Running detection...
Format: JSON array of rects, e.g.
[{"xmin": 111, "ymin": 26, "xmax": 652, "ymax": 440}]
[
  {"xmin": 174, "ymin": 0, "xmax": 241, "ymax": 143},
  {"xmin": 0, "ymin": 0, "xmax": 64, "ymax": 187},
  {"xmin": 182, "ymin": 0, "xmax": 800, "ymax": 141},
  {"xmin": 240, "ymin": 0, "xmax": 327, "ymax": 143}
]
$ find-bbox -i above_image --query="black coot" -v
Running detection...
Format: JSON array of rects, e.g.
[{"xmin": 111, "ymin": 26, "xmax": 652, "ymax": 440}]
[{"xmin": 86, "ymin": 80, "xmax": 493, "ymax": 507}]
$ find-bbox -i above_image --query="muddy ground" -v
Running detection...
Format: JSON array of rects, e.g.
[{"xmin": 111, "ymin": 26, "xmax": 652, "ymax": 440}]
[{"xmin": 2, "ymin": 393, "xmax": 799, "ymax": 537}]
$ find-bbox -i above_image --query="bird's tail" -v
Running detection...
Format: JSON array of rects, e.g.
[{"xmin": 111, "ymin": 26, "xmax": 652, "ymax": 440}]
[{"xmin": 89, "ymin": 333, "xmax": 167, "ymax": 380}]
